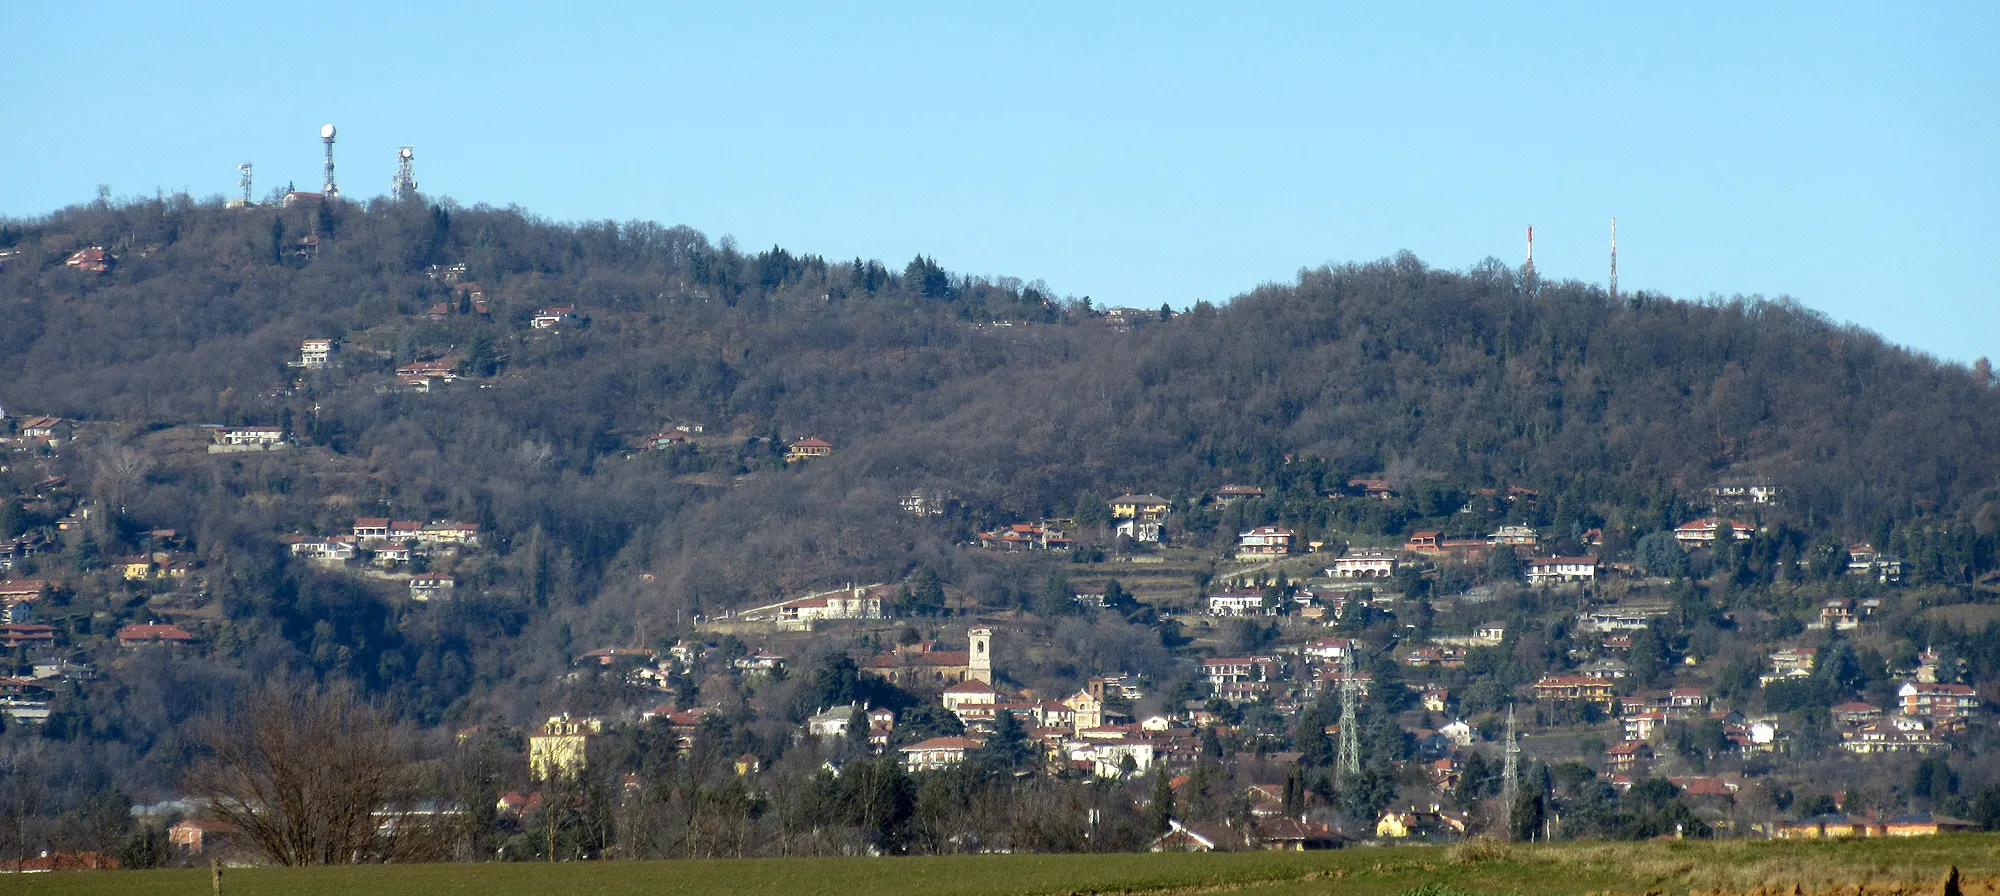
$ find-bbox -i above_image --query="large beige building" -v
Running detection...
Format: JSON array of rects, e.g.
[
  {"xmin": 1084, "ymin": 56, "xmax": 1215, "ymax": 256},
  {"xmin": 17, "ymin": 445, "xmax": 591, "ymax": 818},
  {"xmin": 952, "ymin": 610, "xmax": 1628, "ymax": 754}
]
[{"xmin": 529, "ymin": 714, "xmax": 604, "ymax": 779}]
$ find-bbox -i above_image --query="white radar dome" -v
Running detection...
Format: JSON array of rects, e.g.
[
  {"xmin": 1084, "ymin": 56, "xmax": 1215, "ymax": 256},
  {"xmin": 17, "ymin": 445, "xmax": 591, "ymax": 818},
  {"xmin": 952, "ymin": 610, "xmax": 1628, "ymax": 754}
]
[{"xmin": 321, "ymin": 123, "xmax": 337, "ymax": 139}]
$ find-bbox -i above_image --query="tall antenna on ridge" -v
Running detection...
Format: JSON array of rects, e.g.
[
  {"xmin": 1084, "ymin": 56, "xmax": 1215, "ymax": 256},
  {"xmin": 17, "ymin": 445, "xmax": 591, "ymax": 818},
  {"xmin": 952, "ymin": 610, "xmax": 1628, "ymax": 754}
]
[
  {"xmin": 1523, "ymin": 226, "xmax": 1536, "ymax": 279},
  {"xmin": 237, "ymin": 162, "xmax": 253, "ymax": 204},
  {"xmin": 320, "ymin": 123, "xmax": 339, "ymax": 197},
  {"xmin": 1609, "ymin": 218, "xmax": 1618, "ymax": 299},
  {"xmin": 392, "ymin": 146, "xmax": 417, "ymax": 201}
]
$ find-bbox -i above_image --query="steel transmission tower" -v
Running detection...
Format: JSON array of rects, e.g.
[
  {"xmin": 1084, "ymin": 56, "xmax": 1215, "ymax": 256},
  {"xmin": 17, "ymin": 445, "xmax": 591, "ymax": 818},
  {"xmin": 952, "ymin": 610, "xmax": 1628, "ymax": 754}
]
[
  {"xmin": 1336, "ymin": 649, "xmax": 1361, "ymax": 782},
  {"xmin": 1501, "ymin": 704, "xmax": 1521, "ymax": 840}
]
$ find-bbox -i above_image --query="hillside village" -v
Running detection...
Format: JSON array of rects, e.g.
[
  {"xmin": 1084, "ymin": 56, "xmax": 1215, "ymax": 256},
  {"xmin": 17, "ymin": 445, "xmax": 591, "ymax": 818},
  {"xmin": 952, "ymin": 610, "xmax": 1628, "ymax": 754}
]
[
  {"xmin": 4, "ymin": 397, "xmax": 1997, "ymax": 858},
  {"xmin": 0, "ymin": 199, "xmax": 1997, "ymax": 864}
]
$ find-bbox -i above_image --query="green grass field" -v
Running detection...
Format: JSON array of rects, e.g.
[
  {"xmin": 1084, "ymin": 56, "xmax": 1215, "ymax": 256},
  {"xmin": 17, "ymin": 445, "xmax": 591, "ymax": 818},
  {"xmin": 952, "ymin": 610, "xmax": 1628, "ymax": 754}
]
[{"xmin": 3, "ymin": 836, "xmax": 1995, "ymax": 896}]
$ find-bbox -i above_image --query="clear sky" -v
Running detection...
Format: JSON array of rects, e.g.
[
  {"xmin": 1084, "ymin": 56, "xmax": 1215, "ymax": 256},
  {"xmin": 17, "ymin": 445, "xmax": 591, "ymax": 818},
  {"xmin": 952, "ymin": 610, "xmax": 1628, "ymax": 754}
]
[{"xmin": 6, "ymin": 3, "xmax": 1995, "ymax": 362}]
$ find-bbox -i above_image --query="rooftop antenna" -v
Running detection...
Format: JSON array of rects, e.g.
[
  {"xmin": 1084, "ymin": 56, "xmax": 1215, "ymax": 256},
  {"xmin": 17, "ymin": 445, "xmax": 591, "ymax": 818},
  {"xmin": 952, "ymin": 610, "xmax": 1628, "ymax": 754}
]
[
  {"xmin": 237, "ymin": 162, "xmax": 253, "ymax": 204},
  {"xmin": 1501, "ymin": 703, "xmax": 1520, "ymax": 840},
  {"xmin": 1609, "ymin": 218, "xmax": 1618, "ymax": 299},
  {"xmin": 1523, "ymin": 226, "xmax": 1536, "ymax": 280},
  {"xmin": 320, "ymin": 123, "xmax": 338, "ymax": 197},
  {"xmin": 391, "ymin": 146, "xmax": 417, "ymax": 201},
  {"xmin": 1336, "ymin": 648, "xmax": 1361, "ymax": 783}
]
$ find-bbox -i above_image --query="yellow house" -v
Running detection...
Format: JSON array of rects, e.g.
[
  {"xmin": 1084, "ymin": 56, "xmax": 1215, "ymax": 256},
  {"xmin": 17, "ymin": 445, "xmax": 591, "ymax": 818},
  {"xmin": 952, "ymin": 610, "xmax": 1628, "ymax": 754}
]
[
  {"xmin": 1376, "ymin": 806, "xmax": 1467, "ymax": 840},
  {"xmin": 1376, "ymin": 811, "xmax": 1417, "ymax": 839},
  {"xmin": 529, "ymin": 714, "xmax": 604, "ymax": 780},
  {"xmin": 120, "ymin": 558, "xmax": 153, "ymax": 581},
  {"xmin": 1110, "ymin": 494, "xmax": 1171, "ymax": 520},
  {"xmin": 1531, "ymin": 675, "xmax": 1617, "ymax": 709},
  {"xmin": 786, "ymin": 438, "xmax": 833, "ymax": 462}
]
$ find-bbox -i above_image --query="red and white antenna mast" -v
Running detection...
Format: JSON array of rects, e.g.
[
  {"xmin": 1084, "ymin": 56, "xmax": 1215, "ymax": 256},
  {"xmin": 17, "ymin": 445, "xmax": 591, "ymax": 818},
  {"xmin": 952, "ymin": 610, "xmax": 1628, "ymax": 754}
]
[{"xmin": 1523, "ymin": 225, "xmax": 1536, "ymax": 279}]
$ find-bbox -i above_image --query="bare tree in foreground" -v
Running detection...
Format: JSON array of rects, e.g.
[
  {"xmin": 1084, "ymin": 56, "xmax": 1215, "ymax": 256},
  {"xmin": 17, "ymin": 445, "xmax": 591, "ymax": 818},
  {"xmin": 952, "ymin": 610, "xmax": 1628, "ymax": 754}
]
[{"xmin": 184, "ymin": 678, "xmax": 430, "ymax": 865}]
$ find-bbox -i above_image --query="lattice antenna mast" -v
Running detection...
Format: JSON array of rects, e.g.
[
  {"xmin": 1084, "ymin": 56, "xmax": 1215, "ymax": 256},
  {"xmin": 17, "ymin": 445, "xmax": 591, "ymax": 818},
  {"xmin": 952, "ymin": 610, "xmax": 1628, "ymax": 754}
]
[
  {"xmin": 1336, "ymin": 647, "xmax": 1361, "ymax": 781},
  {"xmin": 237, "ymin": 162, "xmax": 253, "ymax": 204},
  {"xmin": 1523, "ymin": 226, "xmax": 1536, "ymax": 280},
  {"xmin": 1501, "ymin": 703, "xmax": 1520, "ymax": 840},
  {"xmin": 392, "ymin": 146, "xmax": 417, "ymax": 201},
  {"xmin": 320, "ymin": 123, "xmax": 339, "ymax": 196},
  {"xmin": 1609, "ymin": 218, "xmax": 1618, "ymax": 299}
]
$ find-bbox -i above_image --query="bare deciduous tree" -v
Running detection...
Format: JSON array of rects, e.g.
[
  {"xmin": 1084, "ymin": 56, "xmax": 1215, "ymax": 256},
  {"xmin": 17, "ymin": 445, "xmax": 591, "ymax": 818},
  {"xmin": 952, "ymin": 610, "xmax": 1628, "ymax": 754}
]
[{"xmin": 184, "ymin": 678, "xmax": 425, "ymax": 865}]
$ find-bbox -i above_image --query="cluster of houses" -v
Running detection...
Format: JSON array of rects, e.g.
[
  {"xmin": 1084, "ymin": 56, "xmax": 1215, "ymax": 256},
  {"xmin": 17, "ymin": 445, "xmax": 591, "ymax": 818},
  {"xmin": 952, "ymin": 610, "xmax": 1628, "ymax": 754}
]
[
  {"xmin": 1828, "ymin": 681, "xmax": 1980, "ymax": 756},
  {"xmin": 117, "ymin": 546, "xmax": 199, "ymax": 585},
  {"xmin": 0, "ymin": 597, "xmax": 197, "ymax": 724},
  {"xmin": 951, "ymin": 476, "xmax": 1856, "ymax": 600},
  {"xmin": 1, "ymin": 415, "xmax": 74, "ymax": 450},
  {"xmin": 1519, "ymin": 639, "xmax": 1991, "ymax": 770},
  {"xmin": 284, "ymin": 517, "xmax": 480, "ymax": 599}
]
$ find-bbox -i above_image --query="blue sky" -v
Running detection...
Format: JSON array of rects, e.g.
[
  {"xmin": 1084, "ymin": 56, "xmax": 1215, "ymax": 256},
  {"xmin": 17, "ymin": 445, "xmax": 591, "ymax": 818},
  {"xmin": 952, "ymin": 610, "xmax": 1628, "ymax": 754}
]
[{"xmin": 6, "ymin": 3, "xmax": 1995, "ymax": 362}]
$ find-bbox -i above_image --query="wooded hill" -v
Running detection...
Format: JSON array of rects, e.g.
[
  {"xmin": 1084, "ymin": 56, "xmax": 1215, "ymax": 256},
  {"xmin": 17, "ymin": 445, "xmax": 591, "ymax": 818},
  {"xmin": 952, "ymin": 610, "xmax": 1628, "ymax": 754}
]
[{"xmin": 3, "ymin": 193, "xmax": 1999, "ymax": 675}]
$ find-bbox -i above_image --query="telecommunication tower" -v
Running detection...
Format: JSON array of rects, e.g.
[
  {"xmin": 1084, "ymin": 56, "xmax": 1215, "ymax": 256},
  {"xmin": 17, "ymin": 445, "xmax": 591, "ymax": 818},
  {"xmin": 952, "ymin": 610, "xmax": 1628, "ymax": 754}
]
[
  {"xmin": 320, "ymin": 123, "xmax": 339, "ymax": 197},
  {"xmin": 1336, "ymin": 649, "xmax": 1361, "ymax": 782},
  {"xmin": 1523, "ymin": 226, "xmax": 1536, "ymax": 279},
  {"xmin": 237, "ymin": 162, "xmax": 253, "ymax": 204},
  {"xmin": 1501, "ymin": 704, "xmax": 1521, "ymax": 840},
  {"xmin": 391, "ymin": 146, "xmax": 417, "ymax": 201},
  {"xmin": 1609, "ymin": 218, "xmax": 1618, "ymax": 299}
]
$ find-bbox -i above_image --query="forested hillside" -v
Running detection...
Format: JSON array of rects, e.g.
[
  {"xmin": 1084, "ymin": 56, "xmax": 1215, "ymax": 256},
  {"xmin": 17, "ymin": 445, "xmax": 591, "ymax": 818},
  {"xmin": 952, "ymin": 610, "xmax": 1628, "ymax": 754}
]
[
  {"xmin": 5, "ymin": 195, "xmax": 1996, "ymax": 623},
  {"xmin": 4, "ymin": 193, "xmax": 2000, "ymax": 861}
]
